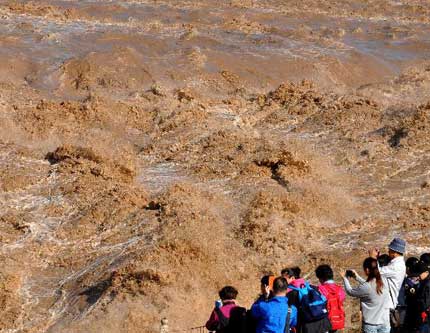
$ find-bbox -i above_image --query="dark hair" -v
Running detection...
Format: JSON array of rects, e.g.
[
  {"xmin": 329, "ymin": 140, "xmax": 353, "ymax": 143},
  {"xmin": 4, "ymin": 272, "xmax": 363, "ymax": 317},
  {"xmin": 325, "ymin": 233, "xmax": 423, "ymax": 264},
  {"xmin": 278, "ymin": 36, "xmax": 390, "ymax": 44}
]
[
  {"xmin": 292, "ymin": 267, "xmax": 301, "ymax": 278},
  {"xmin": 406, "ymin": 257, "xmax": 419, "ymax": 269},
  {"xmin": 420, "ymin": 253, "xmax": 430, "ymax": 265},
  {"xmin": 261, "ymin": 274, "xmax": 274, "ymax": 286},
  {"xmin": 281, "ymin": 266, "xmax": 301, "ymax": 279},
  {"xmin": 377, "ymin": 254, "xmax": 391, "ymax": 267},
  {"xmin": 363, "ymin": 257, "xmax": 384, "ymax": 295},
  {"xmin": 281, "ymin": 268, "xmax": 293, "ymax": 277},
  {"xmin": 315, "ymin": 264, "xmax": 334, "ymax": 282},
  {"xmin": 272, "ymin": 277, "xmax": 289, "ymax": 294},
  {"xmin": 219, "ymin": 286, "xmax": 238, "ymax": 300}
]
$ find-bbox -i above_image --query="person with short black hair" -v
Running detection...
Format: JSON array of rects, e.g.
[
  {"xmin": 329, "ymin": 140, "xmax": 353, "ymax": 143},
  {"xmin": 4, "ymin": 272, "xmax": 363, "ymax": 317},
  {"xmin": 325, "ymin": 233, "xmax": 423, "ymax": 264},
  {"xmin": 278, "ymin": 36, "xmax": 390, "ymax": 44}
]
[
  {"xmin": 251, "ymin": 277, "xmax": 297, "ymax": 333},
  {"xmin": 315, "ymin": 265, "xmax": 345, "ymax": 332},
  {"xmin": 378, "ymin": 254, "xmax": 391, "ymax": 267},
  {"xmin": 219, "ymin": 286, "xmax": 238, "ymax": 300},
  {"xmin": 316, "ymin": 265, "xmax": 334, "ymax": 281},
  {"xmin": 421, "ymin": 253, "xmax": 430, "ymax": 269},
  {"xmin": 406, "ymin": 257, "xmax": 420, "ymax": 275},
  {"xmin": 206, "ymin": 286, "xmax": 239, "ymax": 333}
]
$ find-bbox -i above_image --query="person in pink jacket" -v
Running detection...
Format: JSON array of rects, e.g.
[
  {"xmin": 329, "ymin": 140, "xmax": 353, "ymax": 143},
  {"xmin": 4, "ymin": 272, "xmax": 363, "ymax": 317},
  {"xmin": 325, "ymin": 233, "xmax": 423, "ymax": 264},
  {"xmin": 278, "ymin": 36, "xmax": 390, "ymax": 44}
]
[
  {"xmin": 205, "ymin": 286, "xmax": 238, "ymax": 332},
  {"xmin": 315, "ymin": 265, "xmax": 346, "ymax": 333}
]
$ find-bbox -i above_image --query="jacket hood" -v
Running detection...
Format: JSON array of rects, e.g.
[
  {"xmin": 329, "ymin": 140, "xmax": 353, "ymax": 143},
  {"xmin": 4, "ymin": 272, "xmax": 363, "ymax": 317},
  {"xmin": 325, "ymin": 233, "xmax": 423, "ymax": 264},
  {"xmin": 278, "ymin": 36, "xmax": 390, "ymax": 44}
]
[
  {"xmin": 290, "ymin": 278, "xmax": 306, "ymax": 288},
  {"xmin": 319, "ymin": 282, "xmax": 341, "ymax": 293}
]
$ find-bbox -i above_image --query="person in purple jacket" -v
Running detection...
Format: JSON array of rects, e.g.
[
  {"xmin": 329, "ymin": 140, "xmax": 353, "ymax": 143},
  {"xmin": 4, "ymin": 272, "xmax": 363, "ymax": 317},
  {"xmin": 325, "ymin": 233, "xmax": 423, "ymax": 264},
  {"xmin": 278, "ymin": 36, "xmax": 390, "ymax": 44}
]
[{"xmin": 206, "ymin": 286, "xmax": 239, "ymax": 332}]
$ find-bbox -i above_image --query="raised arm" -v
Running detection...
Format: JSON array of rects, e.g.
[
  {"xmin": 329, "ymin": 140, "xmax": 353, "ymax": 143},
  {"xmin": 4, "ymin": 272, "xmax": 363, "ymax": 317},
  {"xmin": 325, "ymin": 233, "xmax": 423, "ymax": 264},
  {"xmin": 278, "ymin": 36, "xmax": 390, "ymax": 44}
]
[
  {"xmin": 378, "ymin": 264, "xmax": 398, "ymax": 279},
  {"xmin": 343, "ymin": 277, "xmax": 369, "ymax": 298},
  {"xmin": 354, "ymin": 270, "xmax": 366, "ymax": 284}
]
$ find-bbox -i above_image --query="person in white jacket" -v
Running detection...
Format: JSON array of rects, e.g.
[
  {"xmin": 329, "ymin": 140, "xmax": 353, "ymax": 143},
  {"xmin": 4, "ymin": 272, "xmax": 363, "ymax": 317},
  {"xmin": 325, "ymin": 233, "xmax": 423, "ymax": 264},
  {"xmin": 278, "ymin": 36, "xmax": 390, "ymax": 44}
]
[
  {"xmin": 369, "ymin": 238, "xmax": 407, "ymax": 331},
  {"xmin": 369, "ymin": 238, "xmax": 406, "ymax": 310}
]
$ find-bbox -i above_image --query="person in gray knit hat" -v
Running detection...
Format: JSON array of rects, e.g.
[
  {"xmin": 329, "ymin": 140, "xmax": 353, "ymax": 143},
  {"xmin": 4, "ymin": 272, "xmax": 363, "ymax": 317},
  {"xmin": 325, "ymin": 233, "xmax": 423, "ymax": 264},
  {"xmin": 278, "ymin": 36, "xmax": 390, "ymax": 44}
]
[{"xmin": 369, "ymin": 238, "xmax": 406, "ymax": 330}]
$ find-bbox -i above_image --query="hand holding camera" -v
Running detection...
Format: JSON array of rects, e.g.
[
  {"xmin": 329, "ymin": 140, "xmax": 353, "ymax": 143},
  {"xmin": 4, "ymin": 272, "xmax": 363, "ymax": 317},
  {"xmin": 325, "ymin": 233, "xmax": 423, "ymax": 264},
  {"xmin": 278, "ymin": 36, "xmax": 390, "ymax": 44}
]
[{"xmin": 345, "ymin": 270, "xmax": 356, "ymax": 279}]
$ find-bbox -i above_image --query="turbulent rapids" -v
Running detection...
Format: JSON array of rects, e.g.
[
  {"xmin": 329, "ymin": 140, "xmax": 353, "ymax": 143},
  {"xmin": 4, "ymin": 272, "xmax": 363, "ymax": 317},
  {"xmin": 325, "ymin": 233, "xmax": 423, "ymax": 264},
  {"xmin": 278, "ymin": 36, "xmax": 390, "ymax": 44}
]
[{"xmin": 0, "ymin": 1, "xmax": 430, "ymax": 332}]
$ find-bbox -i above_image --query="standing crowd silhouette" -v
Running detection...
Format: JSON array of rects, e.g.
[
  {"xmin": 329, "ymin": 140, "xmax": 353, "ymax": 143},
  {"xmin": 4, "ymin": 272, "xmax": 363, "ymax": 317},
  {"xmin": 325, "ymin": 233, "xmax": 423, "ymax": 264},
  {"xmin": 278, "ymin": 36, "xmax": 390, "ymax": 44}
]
[{"xmin": 205, "ymin": 238, "xmax": 430, "ymax": 333}]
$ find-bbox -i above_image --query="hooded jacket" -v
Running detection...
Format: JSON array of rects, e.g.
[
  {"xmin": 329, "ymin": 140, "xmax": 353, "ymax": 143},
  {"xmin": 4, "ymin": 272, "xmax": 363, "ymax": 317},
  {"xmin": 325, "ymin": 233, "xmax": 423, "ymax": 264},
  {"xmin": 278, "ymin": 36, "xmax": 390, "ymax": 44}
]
[{"xmin": 318, "ymin": 281, "xmax": 346, "ymax": 303}]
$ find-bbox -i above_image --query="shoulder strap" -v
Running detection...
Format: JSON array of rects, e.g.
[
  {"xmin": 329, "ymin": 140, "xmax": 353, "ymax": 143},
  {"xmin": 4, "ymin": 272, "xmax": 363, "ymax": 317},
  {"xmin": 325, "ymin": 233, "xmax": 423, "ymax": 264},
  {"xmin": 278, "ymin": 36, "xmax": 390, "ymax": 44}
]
[
  {"xmin": 289, "ymin": 287, "xmax": 303, "ymax": 302},
  {"xmin": 387, "ymin": 282, "xmax": 395, "ymax": 309},
  {"xmin": 215, "ymin": 307, "xmax": 230, "ymax": 328},
  {"xmin": 284, "ymin": 307, "xmax": 292, "ymax": 333}
]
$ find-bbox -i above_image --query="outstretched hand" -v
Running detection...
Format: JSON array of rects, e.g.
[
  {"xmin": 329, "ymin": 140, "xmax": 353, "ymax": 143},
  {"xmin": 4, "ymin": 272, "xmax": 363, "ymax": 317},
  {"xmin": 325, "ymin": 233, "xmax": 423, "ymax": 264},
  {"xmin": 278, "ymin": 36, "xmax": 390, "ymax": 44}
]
[{"xmin": 339, "ymin": 270, "xmax": 346, "ymax": 278}]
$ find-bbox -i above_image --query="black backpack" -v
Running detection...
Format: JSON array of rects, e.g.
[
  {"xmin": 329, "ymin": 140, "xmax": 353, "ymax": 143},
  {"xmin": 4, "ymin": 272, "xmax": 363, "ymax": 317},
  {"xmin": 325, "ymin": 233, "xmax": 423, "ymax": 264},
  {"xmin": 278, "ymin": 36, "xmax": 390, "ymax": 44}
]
[{"xmin": 215, "ymin": 306, "xmax": 252, "ymax": 333}]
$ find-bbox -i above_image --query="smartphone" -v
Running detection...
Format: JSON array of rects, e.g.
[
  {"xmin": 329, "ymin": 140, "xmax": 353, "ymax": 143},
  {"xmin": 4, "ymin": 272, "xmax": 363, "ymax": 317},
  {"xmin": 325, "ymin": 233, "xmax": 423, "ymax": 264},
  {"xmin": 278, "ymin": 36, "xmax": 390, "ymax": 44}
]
[{"xmin": 345, "ymin": 270, "xmax": 356, "ymax": 278}]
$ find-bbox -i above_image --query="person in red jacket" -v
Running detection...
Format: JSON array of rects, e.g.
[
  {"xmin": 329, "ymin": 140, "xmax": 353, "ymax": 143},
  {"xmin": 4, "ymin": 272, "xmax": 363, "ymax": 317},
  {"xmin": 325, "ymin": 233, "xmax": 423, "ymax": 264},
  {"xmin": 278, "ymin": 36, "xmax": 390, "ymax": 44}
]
[
  {"xmin": 315, "ymin": 265, "xmax": 346, "ymax": 333},
  {"xmin": 206, "ymin": 286, "xmax": 239, "ymax": 332}
]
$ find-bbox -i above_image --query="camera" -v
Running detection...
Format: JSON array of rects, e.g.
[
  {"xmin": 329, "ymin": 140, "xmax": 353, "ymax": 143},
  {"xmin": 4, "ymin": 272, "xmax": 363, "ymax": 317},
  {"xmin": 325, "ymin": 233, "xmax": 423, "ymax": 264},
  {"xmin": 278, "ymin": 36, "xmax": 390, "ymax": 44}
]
[{"xmin": 345, "ymin": 270, "xmax": 356, "ymax": 278}]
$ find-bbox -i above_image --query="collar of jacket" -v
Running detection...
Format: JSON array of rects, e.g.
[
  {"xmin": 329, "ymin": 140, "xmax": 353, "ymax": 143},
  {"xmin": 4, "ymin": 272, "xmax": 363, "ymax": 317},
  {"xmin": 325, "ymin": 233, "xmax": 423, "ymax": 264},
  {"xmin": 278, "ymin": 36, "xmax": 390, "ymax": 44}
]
[{"xmin": 222, "ymin": 300, "xmax": 237, "ymax": 305}]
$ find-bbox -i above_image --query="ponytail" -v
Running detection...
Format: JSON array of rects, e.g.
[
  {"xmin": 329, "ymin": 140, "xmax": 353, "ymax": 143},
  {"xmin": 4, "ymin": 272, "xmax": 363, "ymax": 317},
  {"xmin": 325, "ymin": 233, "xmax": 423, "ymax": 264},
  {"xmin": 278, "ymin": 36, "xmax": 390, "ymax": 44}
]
[{"xmin": 363, "ymin": 257, "xmax": 384, "ymax": 295}]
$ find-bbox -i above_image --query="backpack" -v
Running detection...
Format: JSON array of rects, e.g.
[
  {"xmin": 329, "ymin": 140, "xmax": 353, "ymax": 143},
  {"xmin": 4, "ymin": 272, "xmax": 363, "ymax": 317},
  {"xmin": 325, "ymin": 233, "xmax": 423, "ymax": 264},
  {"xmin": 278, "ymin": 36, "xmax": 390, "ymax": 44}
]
[
  {"xmin": 404, "ymin": 277, "xmax": 420, "ymax": 297},
  {"xmin": 320, "ymin": 285, "xmax": 345, "ymax": 330},
  {"xmin": 289, "ymin": 281, "xmax": 328, "ymax": 323},
  {"xmin": 215, "ymin": 306, "xmax": 250, "ymax": 333}
]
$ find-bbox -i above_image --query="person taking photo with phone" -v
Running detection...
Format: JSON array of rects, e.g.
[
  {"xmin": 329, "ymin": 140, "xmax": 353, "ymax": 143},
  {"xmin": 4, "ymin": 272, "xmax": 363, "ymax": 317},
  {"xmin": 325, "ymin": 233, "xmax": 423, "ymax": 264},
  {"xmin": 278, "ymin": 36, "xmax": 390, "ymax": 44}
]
[{"xmin": 342, "ymin": 257, "xmax": 391, "ymax": 333}]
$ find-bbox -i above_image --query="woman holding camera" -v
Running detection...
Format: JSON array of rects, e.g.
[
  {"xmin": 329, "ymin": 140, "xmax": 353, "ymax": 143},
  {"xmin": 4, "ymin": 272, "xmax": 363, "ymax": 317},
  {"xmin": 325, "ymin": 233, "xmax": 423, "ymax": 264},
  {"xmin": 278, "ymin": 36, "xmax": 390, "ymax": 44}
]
[{"xmin": 342, "ymin": 257, "xmax": 391, "ymax": 333}]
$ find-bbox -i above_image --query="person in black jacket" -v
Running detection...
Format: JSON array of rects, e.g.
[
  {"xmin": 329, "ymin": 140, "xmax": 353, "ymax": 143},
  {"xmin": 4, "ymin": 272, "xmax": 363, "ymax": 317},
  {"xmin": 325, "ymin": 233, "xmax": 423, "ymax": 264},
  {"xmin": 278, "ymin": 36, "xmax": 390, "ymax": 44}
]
[
  {"xmin": 403, "ymin": 257, "xmax": 421, "ymax": 332},
  {"xmin": 412, "ymin": 261, "xmax": 430, "ymax": 333}
]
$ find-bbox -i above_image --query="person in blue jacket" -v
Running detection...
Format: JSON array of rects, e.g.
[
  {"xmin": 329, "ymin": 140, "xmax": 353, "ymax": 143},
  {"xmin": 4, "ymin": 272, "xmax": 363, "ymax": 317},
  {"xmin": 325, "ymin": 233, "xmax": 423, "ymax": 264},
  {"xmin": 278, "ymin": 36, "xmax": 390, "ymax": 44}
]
[{"xmin": 251, "ymin": 276, "xmax": 298, "ymax": 333}]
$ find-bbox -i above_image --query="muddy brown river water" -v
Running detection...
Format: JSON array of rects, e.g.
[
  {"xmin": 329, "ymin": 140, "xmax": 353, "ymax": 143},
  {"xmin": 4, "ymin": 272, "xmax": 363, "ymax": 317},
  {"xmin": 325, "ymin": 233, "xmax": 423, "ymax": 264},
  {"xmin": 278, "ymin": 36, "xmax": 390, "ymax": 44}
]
[{"xmin": 0, "ymin": 1, "xmax": 430, "ymax": 332}]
